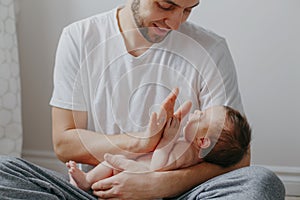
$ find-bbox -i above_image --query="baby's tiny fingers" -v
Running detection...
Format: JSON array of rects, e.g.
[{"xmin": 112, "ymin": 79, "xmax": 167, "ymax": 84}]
[
  {"xmin": 170, "ymin": 117, "xmax": 179, "ymax": 127},
  {"xmin": 166, "ymin": 118, "xmax": 173, "ymax": 129}
]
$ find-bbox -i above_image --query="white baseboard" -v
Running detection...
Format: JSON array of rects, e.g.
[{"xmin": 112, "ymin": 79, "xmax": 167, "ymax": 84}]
[
  {"xmin": 21, "ymin": 150, "xmax": 300, "ymax": 196},
  {"xmin": 261, "ymin": 165, "xmax": 300, "ymax": 197},
  {"xmin": 22, "ymin": 149, "xmax": 68, "ymax": 175}
]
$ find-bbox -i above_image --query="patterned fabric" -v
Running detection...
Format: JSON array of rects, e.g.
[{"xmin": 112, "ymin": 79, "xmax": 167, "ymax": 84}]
[
  {"xmin": 0, "ymin": 0, "xmax": 22, "ymax": 157},
  {"xmin": 0, "ymin": 156, "xmax": 285, "ymax": 200}
]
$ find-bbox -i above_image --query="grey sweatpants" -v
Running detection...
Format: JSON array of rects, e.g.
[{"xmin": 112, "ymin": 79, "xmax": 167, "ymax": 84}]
[{"xmin": 0, "ymin": 156, "xmax": 285, "ymax": 200}]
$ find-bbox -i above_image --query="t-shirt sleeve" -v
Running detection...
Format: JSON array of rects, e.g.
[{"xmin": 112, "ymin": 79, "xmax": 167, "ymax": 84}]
[
  {"xmin": 49, "ymin": 26, "xmax": 87, "ymax": 111},
  {"xmin": 199, "ymin": 39, "xmax": 244, "ymax": 114}
]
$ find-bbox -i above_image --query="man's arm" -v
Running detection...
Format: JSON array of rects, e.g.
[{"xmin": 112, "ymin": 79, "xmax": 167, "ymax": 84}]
[
  {"xmin": 155, "ymin": 150, "xmax": 251, "ymax": 198},
  {"xmin": 155, "ymin": 155, "xmax": 250, "ymax": 198},
  {"xmin": 52, "ymin": 107, "xmax": 152, "ymax": 165},
  {"xmin": 52, "ymin": 88, "xmax": 180, "ymax": 165}
]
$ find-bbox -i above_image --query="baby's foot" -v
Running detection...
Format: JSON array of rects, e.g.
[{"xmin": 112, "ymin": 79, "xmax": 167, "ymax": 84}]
[{"xmin": 66, "ymin": 161, "xmax": 91, "ymax": 191}]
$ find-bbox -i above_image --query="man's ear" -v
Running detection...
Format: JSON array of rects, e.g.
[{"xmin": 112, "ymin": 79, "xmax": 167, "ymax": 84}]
[{"xmin": 198, "ymin": 137, "xmax": 211, "ymax": 149}]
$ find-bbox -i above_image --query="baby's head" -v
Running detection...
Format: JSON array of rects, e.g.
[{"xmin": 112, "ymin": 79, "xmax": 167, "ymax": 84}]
[{"xmin": 183, "ymin": 106, "xmax": 251, "ymax": 168}]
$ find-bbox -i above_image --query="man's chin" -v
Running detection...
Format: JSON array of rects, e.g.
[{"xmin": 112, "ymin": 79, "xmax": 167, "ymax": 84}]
[
  {"xmin": 150, "ymin": 35, "xmax": 166, "ymax": 43},
  {"xmin": 148, "ymin": 32, "xmax": 170, "ymax": 43},
  {"xmin": 138, "ymin": 27, "xmax": 170, "ymax": 43}
]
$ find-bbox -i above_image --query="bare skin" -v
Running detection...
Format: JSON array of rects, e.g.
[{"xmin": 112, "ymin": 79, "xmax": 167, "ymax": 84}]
[
  {"xmin": 65, "ymin": 110, "xmax": 164, "ymax": 191},
  {"xmin": 66, "ymin": 90, "xmax": 193, "ymax": 192},
  {"xmin": 66, "ymin": 106, "xmax": 240, "ymax": 193},
  {"xmin": 52, "ymin": 88, "xmax": 180, "ymax": 165}
]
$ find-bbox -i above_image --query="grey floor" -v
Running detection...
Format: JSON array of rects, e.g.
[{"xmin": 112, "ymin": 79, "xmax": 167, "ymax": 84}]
[{"xmin": 286, "ymin": 197, "xmax": 300, "ymax": 200}]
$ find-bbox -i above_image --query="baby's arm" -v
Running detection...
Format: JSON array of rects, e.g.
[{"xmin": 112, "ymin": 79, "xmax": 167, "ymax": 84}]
[
  {"xmin": 150, "ymin": 116, "xmax": 202, "ymax": 171},
  {"xmin": 159, "ymin": 141, "xmax": 202, "ymax": 171},
  {"xmin": 150, "ymin": 117, "xmax": 180, "ymax": 170}
]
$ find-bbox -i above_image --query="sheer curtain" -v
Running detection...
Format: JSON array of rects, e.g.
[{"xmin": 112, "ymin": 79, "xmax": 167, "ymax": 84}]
[{"xmin": 0, "ymin": 0, "xmax": 22, "ymax": 157}]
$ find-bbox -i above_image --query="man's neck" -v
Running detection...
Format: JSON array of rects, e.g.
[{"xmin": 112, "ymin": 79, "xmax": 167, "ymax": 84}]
[{"xmin": 117, "ymin": 6, "xmax": 152, "ymax": 57}]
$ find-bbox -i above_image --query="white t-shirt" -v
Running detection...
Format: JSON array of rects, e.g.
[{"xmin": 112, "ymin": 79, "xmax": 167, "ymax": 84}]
[{"xmin": 50, "ymin": 8, "xmax": 243, "ymax": 135}]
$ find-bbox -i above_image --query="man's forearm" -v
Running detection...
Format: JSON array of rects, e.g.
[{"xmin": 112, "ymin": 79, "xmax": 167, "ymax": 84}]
[
  {"xmin": 152, "ymin": 162, "xmax": 227, "ymax": 198},
  {"xmin": 53, "ymin": 129, "xmax": 144, "ymax": 165},
  {"xmin": 153, "ymin": 153, "xmax": 251, "ymax": 198}
]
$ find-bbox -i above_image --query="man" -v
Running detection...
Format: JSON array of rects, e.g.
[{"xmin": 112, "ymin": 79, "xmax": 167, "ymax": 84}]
[{"xmin": 0, "ymin": 0, "xmax": 285, "ymax": 199}]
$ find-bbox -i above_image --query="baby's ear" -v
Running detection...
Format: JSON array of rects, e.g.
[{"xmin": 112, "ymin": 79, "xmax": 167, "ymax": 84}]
[{"xmin": 198, "ymin": 137, "xmax": 211, "ymax": 149}]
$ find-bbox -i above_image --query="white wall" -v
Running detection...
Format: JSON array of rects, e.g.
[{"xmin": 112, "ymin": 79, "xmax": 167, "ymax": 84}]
[
  {"xmin": 17, "ymin": 0, "xmax": 123, "ymax": 174},
  {"xmin": 191, "ymin": 0, "xmax": 300, "ymax": 168},
  {"xmin": 16, "ymin": 0, "xmax": 300, "ymax": 194},
  {"xmin": 189, "ymin": 1, "xmax": 300, "ymax": 194}
]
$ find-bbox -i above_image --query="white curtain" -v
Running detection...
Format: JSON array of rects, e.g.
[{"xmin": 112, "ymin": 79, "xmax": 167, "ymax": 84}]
[{"xmin": 0, "ymin": 0, "xmax": 22, "ymax": 157}]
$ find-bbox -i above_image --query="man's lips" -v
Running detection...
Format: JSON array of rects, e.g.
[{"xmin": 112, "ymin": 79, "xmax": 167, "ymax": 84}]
[{"xmin": 151, "ymin": 23, "xmax": 170, "ymax": 36}]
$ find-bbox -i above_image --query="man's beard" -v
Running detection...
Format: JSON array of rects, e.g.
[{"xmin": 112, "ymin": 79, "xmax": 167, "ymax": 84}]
[{"xmin": 131, "ymin": 0, "xmax": 169, "ymax": 43}]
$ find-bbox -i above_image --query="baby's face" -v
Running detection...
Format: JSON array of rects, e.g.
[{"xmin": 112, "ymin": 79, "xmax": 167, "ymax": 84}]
[{"xmin": 183, "ymin": 106, "xmax": 226, "ymax": 145}]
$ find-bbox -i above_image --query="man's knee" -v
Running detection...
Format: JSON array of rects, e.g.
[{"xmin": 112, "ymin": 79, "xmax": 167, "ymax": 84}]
[
  {"xmin": 0, "ymin": 155, "xmax": 17, "ymax": 164},
  {"xmin": 0, "ymin": 155, "xmax": 22, "ymax": 170},
  {"xmin": 245, "ymin": 166, "xmax": 286, "ymax": 199},
  {"xmin": 248, "ymin": 166, "xmax": 284, "ymax": 186}
]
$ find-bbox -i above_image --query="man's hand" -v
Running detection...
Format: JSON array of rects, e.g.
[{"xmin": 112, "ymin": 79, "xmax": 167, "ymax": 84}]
[{"xmin": 92, "ymin": 154, "xmax": 157, "ymax": 200}]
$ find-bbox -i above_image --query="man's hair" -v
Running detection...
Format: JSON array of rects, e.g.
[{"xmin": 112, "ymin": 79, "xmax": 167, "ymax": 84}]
[{"xmin": 201, "ymin": 106, "xmax": 251, "ymax": 168}]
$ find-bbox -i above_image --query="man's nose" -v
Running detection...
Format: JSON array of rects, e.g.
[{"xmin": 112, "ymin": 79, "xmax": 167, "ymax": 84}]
[{"xmin": 164, "ymin": 11, "xmax": 184, "ymax": 30}]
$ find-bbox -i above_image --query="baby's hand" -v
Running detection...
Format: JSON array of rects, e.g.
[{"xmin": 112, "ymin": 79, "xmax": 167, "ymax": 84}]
[
  {"xmin": 140, "ymin": 112, "xmax": 165, "ymax": 153},
  {"xmin": 163, "ymin": 117, "xmax": 180, "ymax": 142},
  {"xmin": 158, "ymin": 88, "xmax": 178, "ymax": 126},
  {"xmin": 149, "ymin": 117, "xmax": 180, "ymax": 170}
]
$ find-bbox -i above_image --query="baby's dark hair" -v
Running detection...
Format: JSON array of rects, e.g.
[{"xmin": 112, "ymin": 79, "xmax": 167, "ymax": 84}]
[{"xmin": 201, "ymin": 106, "xmax": 251, "ymax": 168}]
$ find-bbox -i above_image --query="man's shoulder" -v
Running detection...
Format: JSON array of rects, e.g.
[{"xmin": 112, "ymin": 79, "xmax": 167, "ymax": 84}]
[
  {"xmin": 63, "ymin": 8, "xmax": 116, "ymax": 33},
  {"xmin": 178, "ymin": 22, "xmax": 225, "ymax": 51}
]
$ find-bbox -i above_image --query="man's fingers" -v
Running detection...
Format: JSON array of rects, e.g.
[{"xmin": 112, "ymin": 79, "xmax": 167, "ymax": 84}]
[
  {"xmin": 158, "ymin": 88, "xmax": 178, "ymax": 120},
  {"xmin": 92, "ymin": 178, "xmax": 118, "ymax": 199},
  {"xmin": 92, "ymin": 179, "xmax": 113, "ymax": 191},
  {"xmin": 174, "ymin": 100, "xmax": 192, "ymax": 121}
]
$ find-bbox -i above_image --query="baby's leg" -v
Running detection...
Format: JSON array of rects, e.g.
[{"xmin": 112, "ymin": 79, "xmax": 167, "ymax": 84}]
[
  {"xmin": 66, "ymin": 161, "xmax": 113, "ymax": 191},
  {"xmin": 66, "ymin": 161, "xmax": 90, "ymax": 191}
]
